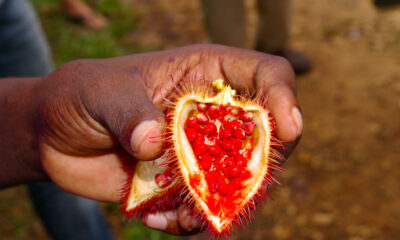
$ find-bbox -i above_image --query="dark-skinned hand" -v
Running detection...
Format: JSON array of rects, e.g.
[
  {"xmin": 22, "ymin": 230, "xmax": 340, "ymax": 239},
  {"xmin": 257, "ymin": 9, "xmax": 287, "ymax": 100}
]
[{"xmin": 0, "ymin": 44, "xmax": 302, "ymax": 235}]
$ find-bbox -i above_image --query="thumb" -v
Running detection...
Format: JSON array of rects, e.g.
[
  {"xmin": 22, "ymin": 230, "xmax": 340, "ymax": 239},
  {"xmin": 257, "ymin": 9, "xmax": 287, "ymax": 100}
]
[
  {"xmin": 98, "ymin": 83, "xmax": 165, "ymax": 161},
  {"xmin": 130, "ymin": 118, "xmax": 165, "ymax": 161}
]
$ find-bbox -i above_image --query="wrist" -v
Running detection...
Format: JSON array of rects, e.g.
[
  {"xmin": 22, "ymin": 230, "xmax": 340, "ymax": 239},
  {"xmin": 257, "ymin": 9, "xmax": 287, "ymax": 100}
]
[{"xmin": 0, "ymin": 77, "xmax": 49, "ymax": 188}]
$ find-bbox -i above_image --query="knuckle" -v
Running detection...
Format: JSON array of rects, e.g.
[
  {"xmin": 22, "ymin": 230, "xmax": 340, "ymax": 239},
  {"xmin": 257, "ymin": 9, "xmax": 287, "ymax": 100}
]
[
  {"xmin": 261, "ymin": 55, "xmax": 296, "ymax": 88},
  {"xmin": 269, "ymin": 55, "xmax": 294, "ymax": 75}
]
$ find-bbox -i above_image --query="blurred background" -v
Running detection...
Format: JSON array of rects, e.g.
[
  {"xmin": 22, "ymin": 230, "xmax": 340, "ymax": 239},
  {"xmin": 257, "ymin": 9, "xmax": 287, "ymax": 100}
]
[{"xmin": 1, "ymin": 0, "xmax": 399, "ymax": 239}]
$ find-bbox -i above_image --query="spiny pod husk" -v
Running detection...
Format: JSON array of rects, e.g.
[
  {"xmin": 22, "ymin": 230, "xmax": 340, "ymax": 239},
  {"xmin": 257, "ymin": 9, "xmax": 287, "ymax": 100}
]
[{"xmin": 121, "ymin": 79, "xmax": 284, "ymax": 236}]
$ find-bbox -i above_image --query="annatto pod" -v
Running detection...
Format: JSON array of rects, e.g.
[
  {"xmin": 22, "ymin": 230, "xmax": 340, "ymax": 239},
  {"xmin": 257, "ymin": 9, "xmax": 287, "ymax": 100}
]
[{"xmin": 121, "ymin": 79, "xmax": 284, "ymax": 236}]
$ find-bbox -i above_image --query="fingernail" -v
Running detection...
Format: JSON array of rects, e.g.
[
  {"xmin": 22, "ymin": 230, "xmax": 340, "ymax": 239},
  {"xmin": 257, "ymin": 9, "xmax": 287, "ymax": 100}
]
[
  {"xmin": 291, "ymin": 107, "xmax": 303, "ymax": 137},
  {"xmin": 131, "ymin": 120, "xmax": 163, "ymax": 160},
  {"xmin": 144, "ymin": 213, "xmax": 168, "ymax": 231}
]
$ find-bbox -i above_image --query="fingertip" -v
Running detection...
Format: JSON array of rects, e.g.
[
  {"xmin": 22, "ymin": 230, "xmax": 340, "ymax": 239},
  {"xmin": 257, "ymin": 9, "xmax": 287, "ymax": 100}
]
[
  {"xmin": 178, "ymin": 205, "xmax": 202, "ymax": 232},
  {"xmin": 143, "ymin": 212, "xmax": 169, "ymax": 231},
  {"xmin": 130, "ymin": 119, "xmax": 165, "ymax": 161}
]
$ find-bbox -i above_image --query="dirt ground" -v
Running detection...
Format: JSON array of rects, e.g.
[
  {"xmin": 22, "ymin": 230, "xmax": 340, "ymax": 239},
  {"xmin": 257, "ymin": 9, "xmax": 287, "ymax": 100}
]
[{"xmin": 1, "ymin": 0, "xmax": 399, "ymax": 239}]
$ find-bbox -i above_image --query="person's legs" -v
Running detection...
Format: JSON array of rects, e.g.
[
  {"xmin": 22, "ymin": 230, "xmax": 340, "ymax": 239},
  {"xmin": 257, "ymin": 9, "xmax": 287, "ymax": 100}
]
[
  {"xmin": 201, "ymin": 0, "xmax": 247, "ymax": 48},
  {"xmin": 256, "ymin": 0, "xmax": 311, "ymax": 74},
  {"xmin": 0, "ymin": 1, "xmax": 113, "ymax": 239},
  {"xmin": 0, "ymin": 0, "xmax": 52, "ymax": 77},
  {"xmin": 374, "ymin": 0, "xmax": 400, "ymax": 8},
  {"xmin": 256, "ymin": 0, "xmax": 291, "ymax": 52},
  {"xmin": 28, "ymin": 183, "xmax": 114, "ymax": 240}
]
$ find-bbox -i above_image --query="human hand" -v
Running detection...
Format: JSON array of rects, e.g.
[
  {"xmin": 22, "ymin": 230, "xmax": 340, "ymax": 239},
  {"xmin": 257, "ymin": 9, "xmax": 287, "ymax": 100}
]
[{"xmin": 2, "ymin": 44, "xmax": 301, "ymax": 235}]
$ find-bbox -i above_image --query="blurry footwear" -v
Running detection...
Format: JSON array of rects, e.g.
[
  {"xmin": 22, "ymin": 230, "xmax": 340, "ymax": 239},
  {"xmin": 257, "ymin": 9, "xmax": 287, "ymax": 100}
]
[
  {"xmin": 374, "ymin": 0, "xmax": 400, "ymax": 8},
  {"xmin": 272, "ymin": 47, "xmax": 312, "ymax": 75},
  {"xmin": 63, "ymin": 0, "xmax": 108, "ymax": 30}
]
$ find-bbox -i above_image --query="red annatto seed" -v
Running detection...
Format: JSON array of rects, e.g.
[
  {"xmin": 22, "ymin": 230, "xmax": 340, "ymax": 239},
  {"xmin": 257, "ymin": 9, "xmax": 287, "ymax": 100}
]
[
  {"xmin": 206, "ymin": 170, "xmax": 219, "ymax": 181},
  {"xmin": 230, "ymin": 178, "xmax": 244, "ymax": 190},
  {"xmin": 236, "ymin": 154, "xmax": 247, "ymax": 166},
  {"xmin": 239, "ymin": 111, "xmax": 253, "ymax": 121},
  {"xmin": 198, "ymin": 125, "xmax": 206, "ymax": 135},
  {"xmin": 221, "ymin": 105, "xmax": 231, "ymax": 118},
  {"xmin": 197, "ymin": 103, "xmax": 208, "ymax": 112},
  {"xmin": 242, "ymin": 121, "xmax": 256, "ymax": 135},
  {"xmin": 200, "ymin": 154, "xmax": 213, "ymax": 171},
  {"xmin": 163, "ymin": 165, "xmax": 175, "ymax": 177},
  {"xmin": 232, "ymin": 128, "xmax": 245, "ymax": 139},
  {"xmin": 194, "ymin": 135, "xmax": 205, "ymax": 146},
  {"xmin": 209, "ymin": 144, "xmax": 221, "ymax": 156},
  {"xmin": 207, "ymin": 134, "xmax": 218, "ymax": 141},
  {"xmin": 197, "ymin": 112, "xmax": 209, "ymax": 124},
  {"xmin": 155, "ymin": 173, "xmax": 171, "ymax": 188},
  {"xmin": 208, "ymin": 135, "xmax": 221, "ymax": 145},
  {"xmin": 194, "ymin": 143, "xmax": 208, "ymax": 156},
  {"xmin": 212, "ymin": 157, "xmax": 220, "ymax": 170},
  {"xmin": 242, "ymin": 148, "xmax": 253, "ymax": 159},
  {"xmin": 227, "ymin": 149, "xmax": 239, "ymax": 157},
  {"xmin": 219, "ymin": 128, "xmax": 231, "ymax": 139},
  {"xmin": 218, "ymin": 180, "xmax": 233, "ymax": 196},
  {"xmin": 185, "ymin": 128, "xmax": 197, "ymax": 143},
  {"xmin": 223, "ymin": 168, "xmax": 230, "ymax": 179},
  {"xmin": 207, "ymin": 135, "xmax": 217, "ymax": 143},
  {"xmin": 186, "ymin": 116, "xmax": 199, "ymax": 128},
  {"xmin": 217, "ymin": 156, "xmax": 228, "ymax": 170},
  {"xmin": 209, "ymin": 180, "xmax": 218, "ymax": 194},
  {"xmin": 206, "ymin": 171, "xmax": 220, "ymax": 193},
  {"xmin": 217, "ymin": 179, "xmax": 227, "ymax": 195},
  {"xmin": 222, "ymin": 119, "xmax": 234, "ymax": 131},
  {"xmin": 223, "ymin": 156, "xmax": 234, "ymax": 167},
  {"xmin": 219, "ymin": 105, "xmax": 227, "ymax": 113},
  {"xmin": 240, "ymin": 169, "xmax": 252, "ymax": 180},
  {"xmin": 203, "ymin": 122, "xmax": 217, "ymax": 135},
  {"xmin": 228, "ymin": 165, "xmax": 243, "ymax": 178},
  {"xmin": 231, "ymin": 119, "xmax": 242, "ymax": 129},
  {"xmin": 221, "ymin": 139, "xmax": 235, "ymax": 151},
  {"xmin": 217, "ymin": 157, "xmax": 225, "ymax": 169},
  {"xmin": 232, "ymin": 139, "xmax": 243, "ymax": 149},
  {"xmin": 208, "ymin": 105, "xmax": 220, "ymax": 119}
]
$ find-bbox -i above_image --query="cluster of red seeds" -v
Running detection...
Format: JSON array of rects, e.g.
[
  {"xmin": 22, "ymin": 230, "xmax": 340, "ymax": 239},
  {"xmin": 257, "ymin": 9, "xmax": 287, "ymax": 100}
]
[
  {"xmin": 154, "ymin": 165, "xmax": 175, "ymax": 188},
  {"xmin": 185, "ymin": 102, "xmax": 257, "ymax": 197}
]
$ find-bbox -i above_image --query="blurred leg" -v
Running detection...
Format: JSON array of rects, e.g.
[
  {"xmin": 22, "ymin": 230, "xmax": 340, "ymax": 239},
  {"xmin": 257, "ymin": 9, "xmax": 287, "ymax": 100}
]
[
  {"xmin": 28, "ymin": 183, "xmax": 113, "ymax": 240},
  {"xmin": 0, "ymin": 1, "xmax": 113, "ymax": 239},
  {"xmin": 202, "ymin": 0, "xmax": 247, "ymax": 48},
  {"xmin": 256, "ymin": 0, "xmax": 311, "ymax": 74},
  {"xmin": 374, "ymin": 0, "xmax": 400, "ymax": 8},
  {"xmin": 0, "ymin": 0, "xmax": 52, "ymax": 77},
  {"xmin": 255, "ymin": 0, "xmax": 292, "ymax": 52}
]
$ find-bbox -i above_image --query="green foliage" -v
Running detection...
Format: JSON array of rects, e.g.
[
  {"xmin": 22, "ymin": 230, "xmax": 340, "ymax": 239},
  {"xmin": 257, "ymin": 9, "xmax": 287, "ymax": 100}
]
[{"xmin": 32, "ymin": 0, "xmax": 138, "ymax": 67}]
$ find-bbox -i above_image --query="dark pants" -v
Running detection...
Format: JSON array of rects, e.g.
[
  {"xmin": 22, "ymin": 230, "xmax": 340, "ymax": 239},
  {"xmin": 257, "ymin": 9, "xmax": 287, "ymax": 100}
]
[{"xmin": 0, "ymin": 0, "xmax": 113, "ymax": 239}]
